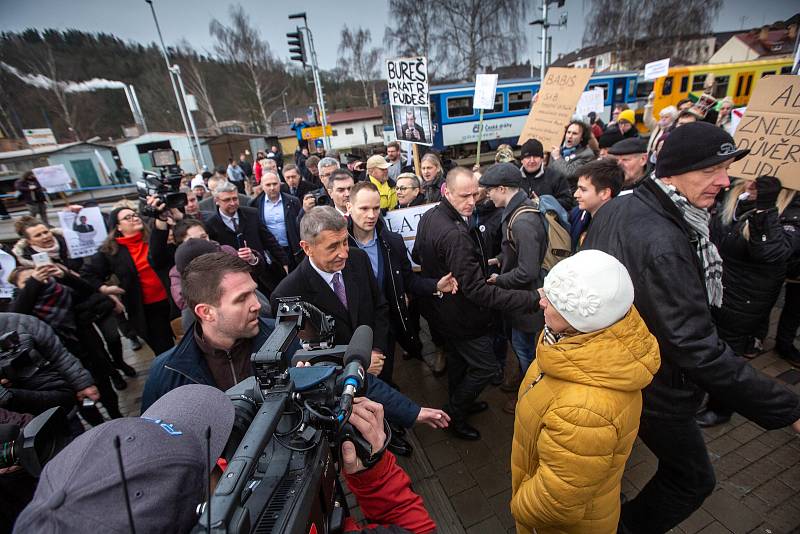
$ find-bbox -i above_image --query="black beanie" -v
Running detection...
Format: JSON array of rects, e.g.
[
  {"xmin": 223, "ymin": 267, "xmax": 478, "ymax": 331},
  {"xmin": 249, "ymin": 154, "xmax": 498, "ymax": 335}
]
[{"xmin": 520, "ymin": 139, "xmax": 544, "ymax": 159}]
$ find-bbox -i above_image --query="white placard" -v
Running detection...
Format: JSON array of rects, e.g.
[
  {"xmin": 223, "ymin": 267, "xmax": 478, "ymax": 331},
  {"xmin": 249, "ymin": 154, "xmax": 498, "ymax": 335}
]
[
  {"xmin": 473, "ymin": 74, "xmax": 499, "ymax": 110},
  {"xmin": 0, "ymin": 250, "xmax": 17, "ymax": 299},
  {"xmin": 95, "ymin": 149, "xmax": 111, "ymax": 178},
  {"xmin": 383, "ymin": 202, "xmax": 437, "ymax": 265},
  {"xmin": 644, "ymin": 58, "xmax": 671, "ymax": 81},
  {"xmin": 23, "ymin": 128, "xmax": 57, "ymax": 146},
  {"xmin": 32, "ymin": 164, "xmax": 72, "ymax": 193},
  {"xmin": 386, "ymin": 57, "xmax": 428, "ymax": 106},
  {"xmin": 58, "ymin": 207, "xmax": 108, "ymax": 258},
  {"xmin": 730, "ymin": 106, "xmax": 746, "ymax": 135},
  {"xmin": 575, "ymin": 87, "xmax": 606, "ymax": 118}
]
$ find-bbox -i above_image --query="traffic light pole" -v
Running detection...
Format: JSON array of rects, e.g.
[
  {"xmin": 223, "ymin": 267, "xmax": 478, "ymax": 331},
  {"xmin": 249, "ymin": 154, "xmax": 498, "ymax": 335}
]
[{"xmin": 289, "ymin": 13, "xmax": 331, "ymax": 151}]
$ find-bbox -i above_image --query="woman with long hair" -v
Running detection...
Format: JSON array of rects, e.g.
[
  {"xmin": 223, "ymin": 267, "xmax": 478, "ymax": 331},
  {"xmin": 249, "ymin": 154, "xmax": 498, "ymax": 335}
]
[
  {"xmin": 419, "ymin": 153, "xmax": 445, "ymax": 203},
  {"xmin": 697, "ymin": 175, "xmax": 800, "ymax": 427},
  {"xmin": 81, "ymin": 199, "xmax": 176, "ymax": 356}
]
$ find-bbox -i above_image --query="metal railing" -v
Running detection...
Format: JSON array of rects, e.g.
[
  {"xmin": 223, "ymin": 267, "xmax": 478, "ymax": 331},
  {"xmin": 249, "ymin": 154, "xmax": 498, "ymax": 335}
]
[{"xmin": 0, "ymin": 183, "xmax": 137, "ymax": 203}]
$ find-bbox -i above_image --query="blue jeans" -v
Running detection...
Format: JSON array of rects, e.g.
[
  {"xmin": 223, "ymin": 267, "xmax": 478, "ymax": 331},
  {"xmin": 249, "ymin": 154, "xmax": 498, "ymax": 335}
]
[{"xmin": 511, "ymin": 329, "xmax": 538, "ymax": 376}]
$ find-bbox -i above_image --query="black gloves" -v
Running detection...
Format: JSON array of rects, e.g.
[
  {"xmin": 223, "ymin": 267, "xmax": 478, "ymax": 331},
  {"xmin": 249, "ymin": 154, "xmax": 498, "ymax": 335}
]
[{"xmin": 754, "ymin": 176, "xmax": 782, "ymax": 210}]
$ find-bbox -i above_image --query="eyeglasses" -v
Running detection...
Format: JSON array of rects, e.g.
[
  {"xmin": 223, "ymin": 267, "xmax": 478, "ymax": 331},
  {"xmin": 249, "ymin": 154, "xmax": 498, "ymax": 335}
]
[
  {"xmin": 119, "ymin": 213, "xmax": 141, "ymax": 222},
  {"xmin": 396, "ymin": 186, "xmax": 419, "ymax": 192}
]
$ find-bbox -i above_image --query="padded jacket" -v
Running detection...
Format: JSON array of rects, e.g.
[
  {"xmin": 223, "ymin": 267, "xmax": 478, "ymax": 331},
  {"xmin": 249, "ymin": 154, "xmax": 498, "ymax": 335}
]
[
  {"xmin": 583, "ymin": 178, "xmax": 800, "ymax": 427},
  {"xmin": 511, "ymin": 307, "xmax": 660, "ymax": 534}
]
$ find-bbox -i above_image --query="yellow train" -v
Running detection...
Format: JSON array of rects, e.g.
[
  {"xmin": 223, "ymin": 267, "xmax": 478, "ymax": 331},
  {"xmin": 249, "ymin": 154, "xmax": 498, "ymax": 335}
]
[{"xmin": 637, "ymin": 57, "xmax": 793, "ymax": 126}]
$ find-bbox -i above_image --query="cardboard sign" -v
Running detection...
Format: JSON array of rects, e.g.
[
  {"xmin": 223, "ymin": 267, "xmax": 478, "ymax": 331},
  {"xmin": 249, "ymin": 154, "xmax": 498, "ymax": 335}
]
[
  {"xmin": 383, "ymin": 202, "xmax": 437, "ymax": 265},
  {"xmin": 0, "ymin": 250, "xmax": 16, "ymax": 299},
  {"xmin": 391, "ymin": 105, "xmax": 433, "ymax": 147},
  {"xmin": 58, "ymin": 207, "xmax": 108, "ymax": 258},
  {"xmin": 386, "ymin": 57, "xmax": 428, "ymax": 106},
  {"xmin": 518, "ymin": 67, "xmax": 594, "ymax": 150},
  {"xmin": 473, "ymin": 74, "xmax": 499, "ymax": 110},
  {"xmin": 729, "ymin": 76, "xmax": 800, "ymax": 191},
  {"xmin": 644, "ymin": 58, "xmax": 670, "ymax": 81},
  {"xmin": 575, "ymin": 87, "xmax": 606, "ymax": 118},
  {"xmin": 32, "ymin": 164, "xmax": 72, "ymax": 193}
]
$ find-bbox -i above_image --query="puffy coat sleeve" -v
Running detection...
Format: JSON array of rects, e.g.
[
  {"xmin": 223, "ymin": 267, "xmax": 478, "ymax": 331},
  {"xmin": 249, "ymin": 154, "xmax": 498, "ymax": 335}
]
[
  {"xmin": 744, "ymin": 209, "xmax": 793, "ymax": 264},
  {"xmin": 511, "ymin": 406, "xmax": 617, "ymax": 529},
  {"xmin": 495, "ymin": 212, "xmax": 546, "ymax": 290}
]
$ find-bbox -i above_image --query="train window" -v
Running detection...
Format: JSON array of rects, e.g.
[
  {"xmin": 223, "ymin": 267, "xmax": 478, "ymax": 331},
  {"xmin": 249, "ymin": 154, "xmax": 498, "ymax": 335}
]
[
  {"xmin": 713, "ymin": 76, "xmax": 729, "ymax": 99},
  {"xmin": 680, "ymin": 76, "xmax": 689, "ymax": 93},
  {"xmin": 430, "ymin": 101, "xmax": 437, "ymax": 123},
  {"xmin": 691, "ymin": 74, "xmax": 707, "ymax": 92},
  {"xmin": 447, "ymin": 96, "xmax": 474, "ymax": 118},
  {"xmin": 614, "ymin": 83, "xmax": 624, "ymax": 102},
  {"xmin": 636, "ymin": 80, "xmax": 654, "ymax": 99},
  {"xmin": 662, "ymin": 77, "xmax": 673, "ymax": 96},
  {"xmin": 491, "ymin": 93, "xmax": 504, "ymax": 113},
  {"xmin": 628, "ymin": 79, "xmax": 636, "ymax": 98},
  {"xmin": 735, "ymin": 76, "xmax": 744, "ymax": 97},
  {"xmin": 780, "ymin": 66, "xmax": 792, "ymax": 74},
  {"xmin": 588, "ymin": 83, "xmax": 609, "ymax": 101},
  {"xmin": 744, "ymin": 74, "xmax": 753, "ymax": 96},
  {"xmin": 761, "ymin": 70, "xmax": 776, "ymax": 78},
  {"xmin": 508, "ymin": 91, "xmax": 532, "ymax": 111}
]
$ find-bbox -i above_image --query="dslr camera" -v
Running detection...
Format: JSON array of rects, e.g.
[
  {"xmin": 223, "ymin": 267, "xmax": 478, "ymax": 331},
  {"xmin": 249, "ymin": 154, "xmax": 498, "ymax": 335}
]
[
  {"xmin": 136, "ymin": 149, "xmax": 187, "ymax": 217},
  {"xmin": 0, "ymin": 331, "xmax": 40, "ymax": 382}
]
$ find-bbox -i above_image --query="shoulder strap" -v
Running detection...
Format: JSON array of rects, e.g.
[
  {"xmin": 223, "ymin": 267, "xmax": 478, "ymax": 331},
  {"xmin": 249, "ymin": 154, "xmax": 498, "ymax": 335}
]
[{"xmin": 506, "ymin": 206, "xmax": 541, "ymax": 252}]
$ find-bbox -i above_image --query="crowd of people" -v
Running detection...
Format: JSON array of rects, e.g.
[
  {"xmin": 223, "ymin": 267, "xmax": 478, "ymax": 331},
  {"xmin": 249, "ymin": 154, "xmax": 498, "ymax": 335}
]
[{"xmin": 1, "ymin": 92, "xmax": 799, "ymax": 534}]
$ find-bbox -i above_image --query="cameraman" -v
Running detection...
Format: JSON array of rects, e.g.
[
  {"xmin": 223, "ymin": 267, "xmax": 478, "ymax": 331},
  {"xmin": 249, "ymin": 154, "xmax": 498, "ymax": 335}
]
[
  {"xmin": 81, "ymin": 197, "xmax": 177, "ymax": 355},
  {"xmin": 0, "ymin": 312, "xmax": 99, "ymax": 417},
  {"xmin": 0, "ymin": 407, "xmax": 37, "ymax": 532}
]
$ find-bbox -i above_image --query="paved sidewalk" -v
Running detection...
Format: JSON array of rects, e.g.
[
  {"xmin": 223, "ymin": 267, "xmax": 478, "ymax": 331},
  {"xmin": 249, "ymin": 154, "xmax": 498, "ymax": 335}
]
[{"xmin": 115, "ymin": 304, "xmax": 800, "ymax": 534}]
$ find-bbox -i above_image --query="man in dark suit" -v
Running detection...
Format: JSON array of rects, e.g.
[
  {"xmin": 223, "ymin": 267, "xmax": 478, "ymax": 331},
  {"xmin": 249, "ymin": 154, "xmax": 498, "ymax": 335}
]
[
  {"xmin": 249, "ymin": 170, "xmax": 302, "ymax": 270},
  {"xmin": 205, "ymin": 181, "xmax": 289, "ymax": 296},
  {"xmin": 270, "ymin": 206, "xmax": 390, "ymax": 372},
  {"xmin": 279, "ymin": 164, "xmax": 314, "ymax": 199}
]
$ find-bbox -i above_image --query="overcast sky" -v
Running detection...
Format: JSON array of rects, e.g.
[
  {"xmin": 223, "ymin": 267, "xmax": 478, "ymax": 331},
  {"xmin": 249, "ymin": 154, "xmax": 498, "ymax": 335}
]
[{"xmin": 0, "ymin": 0, "xmax": 796, "ymax": 73}]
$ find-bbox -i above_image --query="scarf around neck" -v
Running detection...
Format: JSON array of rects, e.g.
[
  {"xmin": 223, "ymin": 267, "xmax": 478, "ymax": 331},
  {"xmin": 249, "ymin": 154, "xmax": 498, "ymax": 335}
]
[
  {"xmin": 653, "ymin": 177, "xmax": 723, "ymax": 307},
  {"xmin": 31, "ymin": 239, "xmax": 60, "ymax": 259}
]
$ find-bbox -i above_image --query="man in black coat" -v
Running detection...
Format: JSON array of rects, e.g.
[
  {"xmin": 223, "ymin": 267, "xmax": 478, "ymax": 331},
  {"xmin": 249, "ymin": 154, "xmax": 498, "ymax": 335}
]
[
  {"xmin": 205, "ymin": 181, "xmax": 288, "ymax": 296},
  {"xmin": 518, "ymin": 139, "xmax": 573, "ymax": 211},
  {"xmin": 346, "ymin": 181, "xmax": 457, "ymax": 382},
  {"xmin": 584, "ymin": 122, "xmax": 800, "ymax": 533},
  {"xmin": 412, "ymin": 167, "xmax": 538, "ymax": 440},
  {"xmin": 280, "ymin": 164, "xmax": 314, "ymax": 199},
  {"xmin": 249, "ymin": 170, "xmax": 302, "ymax": 269}
]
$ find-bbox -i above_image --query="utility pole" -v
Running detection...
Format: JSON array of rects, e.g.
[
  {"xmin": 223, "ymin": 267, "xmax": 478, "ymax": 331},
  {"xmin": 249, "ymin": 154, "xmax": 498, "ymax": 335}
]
[
  {"xmin": 529, "ymin": 0, "xmax": 566, "ymax": 77},
  {"xmin": 145, "ymin": 0, "xmax": 206, "ymax": 170},
  {"xmin": 171, "ymin": 65, "xmax": 206, "ymax": 169},
  {"xmin": 288, "ymin": 12, "xmax": 331, "ymax": 151}
]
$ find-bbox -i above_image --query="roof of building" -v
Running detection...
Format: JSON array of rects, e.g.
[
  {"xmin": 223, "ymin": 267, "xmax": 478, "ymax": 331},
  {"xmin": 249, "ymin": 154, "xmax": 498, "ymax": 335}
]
[
  {"xmin": 735, "ymin": 29, "xmax": 796, "ymax": 57},
  {"xmin": 326, "ymin": 108, "xmax": 382, "ymax": 124},
  {"xmin": 0, "ymin": 141, "xmax": 112, "ymax": 162}
]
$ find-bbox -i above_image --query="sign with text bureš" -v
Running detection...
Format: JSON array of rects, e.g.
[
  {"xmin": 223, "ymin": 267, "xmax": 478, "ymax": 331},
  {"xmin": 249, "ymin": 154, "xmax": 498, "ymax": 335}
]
[
  {"xmin": 728, "ymin": 75, "xmax": 800, "ymax": 191},
  {"xmin": 386, "ymin": 56, "xmax": 433, "ymax": 146},
  {"xmin": 517, "ymin": 67, "xmax": 594, "ymax": 151}
]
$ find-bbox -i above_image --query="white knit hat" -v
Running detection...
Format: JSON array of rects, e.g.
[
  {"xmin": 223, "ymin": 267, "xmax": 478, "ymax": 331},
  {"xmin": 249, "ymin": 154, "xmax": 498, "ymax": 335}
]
[
  {"xmin": 190, "ymin": 175, "xmax": 208, "ymax": 191},
  {"xmin": 542, "ymin": 250, "xmax": 634, "ymax": 333}
]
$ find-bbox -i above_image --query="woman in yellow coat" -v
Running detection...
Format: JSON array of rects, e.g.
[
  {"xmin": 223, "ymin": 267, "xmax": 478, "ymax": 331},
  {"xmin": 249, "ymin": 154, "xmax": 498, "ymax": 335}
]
[{"xmin": 510, "ymin": 250, "xmax": 660, "ymax": 534}]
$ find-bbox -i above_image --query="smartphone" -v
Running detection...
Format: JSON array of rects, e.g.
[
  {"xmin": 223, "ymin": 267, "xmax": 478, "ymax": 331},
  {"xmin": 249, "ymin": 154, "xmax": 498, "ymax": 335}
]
[
  {"xmin": 82, "ymin": 398, "xmax": 96, "ymax": 407},
  {"xmin": 31, "ymin": 252, "xmax": 52, "ymax": 268}
]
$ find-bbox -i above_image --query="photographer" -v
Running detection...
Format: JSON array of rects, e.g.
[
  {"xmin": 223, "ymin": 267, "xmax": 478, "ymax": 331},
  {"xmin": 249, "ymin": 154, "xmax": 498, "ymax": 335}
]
[
  {"xmin": 81, "ymin": 197, "xmax": 176, "ymax": 355},
  {"xmin": 0, "ymin": 312, "xmax": 98, "ymax": 417}
]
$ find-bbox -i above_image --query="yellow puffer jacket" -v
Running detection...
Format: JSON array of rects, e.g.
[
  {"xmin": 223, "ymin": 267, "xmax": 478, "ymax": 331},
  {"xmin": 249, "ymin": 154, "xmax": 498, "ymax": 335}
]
[{"xmin": 510, "ymin": 306, "xmax": 660, "ymax": 534}]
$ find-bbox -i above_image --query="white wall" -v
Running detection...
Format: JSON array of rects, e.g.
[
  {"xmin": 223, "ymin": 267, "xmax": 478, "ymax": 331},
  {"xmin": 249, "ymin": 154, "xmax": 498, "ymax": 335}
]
[
  {"xmin": 709, "ymin": 38, "xmax": 758, "ymax": 64},
  {"xmin": 329, "ymin": 119, "xmax": 384, "ymax": 150},
  {"xmin": 116, "ymin": 133, "xmax": 205, "ymax": 179}
]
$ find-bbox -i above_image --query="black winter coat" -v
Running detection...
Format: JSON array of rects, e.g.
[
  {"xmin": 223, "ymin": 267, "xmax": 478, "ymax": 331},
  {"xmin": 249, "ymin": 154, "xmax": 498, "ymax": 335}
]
[
  {"xmin": 347, "ymin": 218, "xmax": 437, "ymax": 351},
  {"xmin": 519, "ymin": 165, "xmax": 574, "ymax": 211},
  {"xmin": 583, "ymin": 178, "xmax": 800, "ymax": 428},
  {"xmin": 711, "ymin": 203, "xmax": 797, "ymax": 355},
  {"xmin": 420, "ymin": 174, "xmax": 444, "ymax": 204},
  {"xmin": 81, "ymin": 226, "xmax": 175, "ymax": 340},
  {"xmin": 474, "ymin": 200, "xmax": 503, "ymax": 261},
  {"xmin": 494, "ymin": 192, "xmax": 547, "ymax": 333},
  {"xmin": 0, "ymin": 312, "xmax": 94, "ymax": 415},
  {"xmin": 412, "ymin": 197, "xmax": 536, "ymax": 340}
]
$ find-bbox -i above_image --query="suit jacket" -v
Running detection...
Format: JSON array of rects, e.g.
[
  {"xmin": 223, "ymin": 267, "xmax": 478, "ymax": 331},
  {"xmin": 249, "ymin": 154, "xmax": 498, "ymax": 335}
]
[
  {"xmin": 205, "ymin": 206, "xmax": 288, "ymax": 294},
  {"xmin": 248, "ymin": 192, "xmax": 302, "ymax": 264},
  {"xmin": 280, "ymin": 180, "xmax": 315, "ymax": 200},
  {"xmin": 270, "ymin": 249, "xmax": 390, "ymax": 354}
]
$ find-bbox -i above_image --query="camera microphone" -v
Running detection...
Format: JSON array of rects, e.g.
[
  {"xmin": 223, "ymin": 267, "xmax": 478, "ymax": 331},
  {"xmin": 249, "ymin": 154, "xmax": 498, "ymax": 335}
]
[{"xmin": 337, "ymin": 325, "xmax": 373, "ymax": 424}]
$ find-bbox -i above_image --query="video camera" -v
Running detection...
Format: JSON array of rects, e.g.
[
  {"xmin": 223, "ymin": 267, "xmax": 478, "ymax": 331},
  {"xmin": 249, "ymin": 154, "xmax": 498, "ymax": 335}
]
[
  {"xmin": 136, "ymin": 148, "xmax": 187, "ymax": 217},
  {"xmin": 0, "ymin": 407, "xmax": 71, "ymax": 477},
  {"xmin": 194, "ymin": 297, "xmax": 389, "ymax": 534},
  {"xmin": 0, "ymin": 331, "xmax": 41, "ymax": 382}
]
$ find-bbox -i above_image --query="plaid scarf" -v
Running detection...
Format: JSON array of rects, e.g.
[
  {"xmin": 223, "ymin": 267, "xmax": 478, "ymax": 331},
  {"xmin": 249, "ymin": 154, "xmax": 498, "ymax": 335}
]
[
  {"xmin": 32, "ymin": 280, "xmax": 76, "ymax": 336},
  {"xmin": 542, "ymin": 325, "xmax": 566, "ymax": 345},
  {"xmin": 653, "ymin": 177, "xmax": 723, "ymax": 307}
]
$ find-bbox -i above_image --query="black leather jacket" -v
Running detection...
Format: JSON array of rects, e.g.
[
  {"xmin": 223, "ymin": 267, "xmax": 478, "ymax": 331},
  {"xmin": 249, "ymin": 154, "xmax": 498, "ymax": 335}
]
[{"xmin": 583, "ymin": 178, "xmax": 800, "ymax": 428}]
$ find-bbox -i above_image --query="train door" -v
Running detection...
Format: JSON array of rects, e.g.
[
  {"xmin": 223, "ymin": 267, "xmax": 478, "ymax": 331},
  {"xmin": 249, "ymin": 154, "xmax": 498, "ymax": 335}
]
[{"xmin": 734, "ymin": 71, "xmax": 754, "ymax": 106}]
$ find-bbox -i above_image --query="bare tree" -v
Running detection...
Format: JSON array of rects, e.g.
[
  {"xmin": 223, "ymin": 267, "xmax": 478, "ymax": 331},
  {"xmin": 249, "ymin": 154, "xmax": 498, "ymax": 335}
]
[
  {"xmin": 582, "ymin": 0, "xmax": 722, "ymax": 67},
  {"xmin": 210, "ymin": 4, "xmax": 276, "ymax": 132},
  {"xmin": 176, "ymin": 41, "xmax": 220, "ymax": 132},
  {"xmin": 383, "ymin": 1, "xmax": 442, "ymax": 78},
  {"xmin": 337, "ymin": 26, "xmax": 382, "ymax": 107}
]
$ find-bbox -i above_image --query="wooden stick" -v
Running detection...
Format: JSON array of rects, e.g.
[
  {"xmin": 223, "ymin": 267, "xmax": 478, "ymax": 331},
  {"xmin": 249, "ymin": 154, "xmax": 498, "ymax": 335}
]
[
  {"xmin": 413, "ymin": 143, "xmax": 421, "ymax": 177},
  {"xmin": 475, "ymin": 108, "xmax": 485, "ymax": 167}
]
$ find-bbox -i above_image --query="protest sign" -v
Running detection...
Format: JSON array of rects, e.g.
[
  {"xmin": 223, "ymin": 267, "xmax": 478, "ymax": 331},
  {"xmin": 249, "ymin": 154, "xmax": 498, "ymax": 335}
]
[
  {"xmin": 58, "ymin": 207, "xmax": 108, "ymax": 258},
  {"xmin": 0, "ymin": 250, "xmax": 16, "ymax": 299},
  {"xmin": 728, "ymin": 75, "xmax": 800, "ymax": 191},
  {"xmin": 383, "ymin": 202, "xmax": 437, "ymax": 265},
  {"xmin": 473, "ymin": 74, "xmax": 499, "ymax": 110},
  {"xmin": 518, "ymin": 67, "xmax": 594, "ymax": 150},
  {"xmin": 387, "ymin": 57, "xmax": 432, "ymax": 147},
  {"xmin": 575, "ymin": 87, "xmax": 606, "ymax": 118},
  {"xmin": 730, "ymin": 106, "xmax": 746, "ymax": 136},
  {"xmin": 32, "ymin": 164, "xmax": 72, "ymax": 193},
  {"xmin": 644, "ymin": 58, "xmax": 671, "ymax": 81}
]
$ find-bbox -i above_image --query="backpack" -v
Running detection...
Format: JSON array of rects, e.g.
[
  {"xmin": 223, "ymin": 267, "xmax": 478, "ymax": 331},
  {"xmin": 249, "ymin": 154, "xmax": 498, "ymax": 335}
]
[{"xmin": 506, "ymin": 195, "xmax": 572, "ymax": 272}]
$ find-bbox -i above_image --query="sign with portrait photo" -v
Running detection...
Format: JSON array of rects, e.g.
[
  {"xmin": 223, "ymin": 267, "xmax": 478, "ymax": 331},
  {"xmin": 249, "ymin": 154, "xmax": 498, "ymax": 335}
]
[
  {"xmin": 58, "ymin": 207, "xmax": 108, "ymax": 258},
  {"xmin": 0, "ymin": 250, "xmax": 17, "ymax": 299},
  {"xmin": 391, "ymin": 105, "xmax": 433, "ymax": 147}
]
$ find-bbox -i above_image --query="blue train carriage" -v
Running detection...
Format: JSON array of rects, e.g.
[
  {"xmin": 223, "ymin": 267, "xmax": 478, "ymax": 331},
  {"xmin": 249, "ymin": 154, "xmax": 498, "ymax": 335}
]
[{"xmin": 429, "ymin": 71, "xmax": 639, "ymax": 158}]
